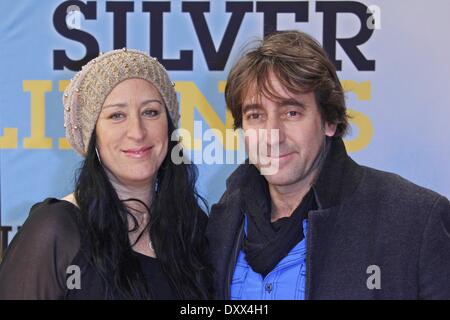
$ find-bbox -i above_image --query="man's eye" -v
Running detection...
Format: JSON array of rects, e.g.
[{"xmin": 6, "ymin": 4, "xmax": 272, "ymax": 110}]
[
  {"xmin": 143, "ymin": 109, "xmax": 159, "ymax": 117},
  {"xmin": 287, "ymin": 111, "xmax": 301, "ymax": 118},
  {"xmin": 247, "ymin": 113, "xmax": 261, "ymax": 120}
]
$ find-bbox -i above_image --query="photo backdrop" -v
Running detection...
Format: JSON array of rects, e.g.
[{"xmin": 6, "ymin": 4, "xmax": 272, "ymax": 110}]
[{"xmin": 1, "ymin": 0, "xmax": 449, "ymax": 247}]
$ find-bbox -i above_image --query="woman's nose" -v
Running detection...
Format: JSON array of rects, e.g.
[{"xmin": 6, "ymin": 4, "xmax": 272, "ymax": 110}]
[{"xmin": 126, "ymin": 114, "xmax": 146, "ymax": 141}]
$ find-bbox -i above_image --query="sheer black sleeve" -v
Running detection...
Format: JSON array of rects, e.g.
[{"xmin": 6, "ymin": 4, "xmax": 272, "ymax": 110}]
[{"xmin": 0, "ymin": 198, "xmax": 81, "ymax": 299}]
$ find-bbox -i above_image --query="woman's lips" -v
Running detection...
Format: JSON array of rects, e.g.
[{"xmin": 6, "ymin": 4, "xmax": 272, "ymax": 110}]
[{"xmin": 122, "ymin": 146, "xmax": 152, "ymax": 158}]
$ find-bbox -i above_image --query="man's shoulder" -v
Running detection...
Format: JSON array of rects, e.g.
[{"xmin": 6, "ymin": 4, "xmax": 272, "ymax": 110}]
[
  {"xmin": 225, "ymin": 163, "xmax": 250, "ymax": 189},
  {"xmin": 208, "ymin": 164, "xmax": 247, "ymax": 226},
  {"xmin": 213, "ymin": 163, "xmax": 249, "ymax": 207},
  {"xmin": 358, "ymin": 165, "xmax": 447, "ymax": 207}
]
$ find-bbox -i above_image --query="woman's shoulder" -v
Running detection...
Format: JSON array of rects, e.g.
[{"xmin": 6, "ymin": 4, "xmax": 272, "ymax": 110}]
[
  {"xmin": 61, "ymin": 193, "xmax": 78, "ymax": 208},
  {"xmin": 0, "ymin": 196, "xmax": 82, "ymax": 299},
  {"xmin": 26, "ymin": 196, "xmax": 81, "ymax": 241},
  {"xmin": 32, "ymin": 194, "xmax": 79, "ymax": 212}
]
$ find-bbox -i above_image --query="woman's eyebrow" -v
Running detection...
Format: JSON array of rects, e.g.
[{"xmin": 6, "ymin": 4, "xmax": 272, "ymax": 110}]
[
  {"xmin": 102, "ymin": 99, "xmax": 163, "ymax": 109},
  {"xmin": 102, "ymin": 102, "xmax": 127, "ymax": 109},
  {"xmin": 141, "ymin": 99, "xmax": 163, "ymax": 106}
]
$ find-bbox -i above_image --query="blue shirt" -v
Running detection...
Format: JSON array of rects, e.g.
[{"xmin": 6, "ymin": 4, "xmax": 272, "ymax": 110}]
[{"xmin": 230, "ymin": 216, "xmax": 308, "ymax": 300}]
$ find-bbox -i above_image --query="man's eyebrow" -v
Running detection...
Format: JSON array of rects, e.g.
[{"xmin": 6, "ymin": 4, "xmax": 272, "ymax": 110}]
[
  {"xmin": 277, "ymin": 98, "xmax": 306, "ymax": 109},
  {"xmin": 242, "ymin": 103, "xmax": 263, "ymax": 114}
]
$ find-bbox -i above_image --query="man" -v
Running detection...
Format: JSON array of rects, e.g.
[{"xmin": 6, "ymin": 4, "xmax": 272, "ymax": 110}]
[{"xmin": 206, "ymin": 30, "xmax": 450, "ymax": 299}]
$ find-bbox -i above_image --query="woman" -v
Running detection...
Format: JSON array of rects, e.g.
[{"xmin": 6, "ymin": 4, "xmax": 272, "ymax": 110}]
[{"xmin": 0, "ymin": 49, "xmax": 211, "ymax": 299}]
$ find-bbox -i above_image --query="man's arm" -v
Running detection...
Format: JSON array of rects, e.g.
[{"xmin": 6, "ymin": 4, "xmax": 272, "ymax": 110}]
[{"xmin": 418, "ymin": 195, "xmax": 450, "ymax": 299}]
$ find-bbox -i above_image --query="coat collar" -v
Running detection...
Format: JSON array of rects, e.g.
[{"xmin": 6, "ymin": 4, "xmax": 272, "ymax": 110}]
[{"xmin": 311, "ymin": 137, "xmax": 364, "ymax": 209}]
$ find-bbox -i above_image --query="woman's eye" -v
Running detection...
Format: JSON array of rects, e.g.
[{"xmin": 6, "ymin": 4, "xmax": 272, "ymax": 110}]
[
  {"xmin": 143, "ymin": 109, "xmax": 159, "ymax": 117},
  {"xmin": 109, "ymin": 113, "xmax": 125, "ymax": 120}
]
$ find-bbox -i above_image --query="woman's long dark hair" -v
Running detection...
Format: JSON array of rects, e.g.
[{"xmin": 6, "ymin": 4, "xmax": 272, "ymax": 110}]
[{"xmin": 74, "ymin": 115, "xmax": 212, "ymax": 299}]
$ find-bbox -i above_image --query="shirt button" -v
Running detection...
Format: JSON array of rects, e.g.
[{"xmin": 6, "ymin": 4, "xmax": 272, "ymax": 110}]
[{"xmin": 265, "ymin": 283, "xmax": 273, "ymax": 293}]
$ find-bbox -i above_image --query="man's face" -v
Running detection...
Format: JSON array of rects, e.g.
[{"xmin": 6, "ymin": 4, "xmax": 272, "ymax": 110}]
[{"xmin": 241, "ymin": 73, "xmax": 337, "ymax": 190}]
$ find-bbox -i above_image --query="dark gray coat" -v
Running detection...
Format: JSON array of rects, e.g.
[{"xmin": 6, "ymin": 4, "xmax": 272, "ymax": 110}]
[{"xmin": 206, "ymin": 138, "xmax": 450, "ymax": 299}]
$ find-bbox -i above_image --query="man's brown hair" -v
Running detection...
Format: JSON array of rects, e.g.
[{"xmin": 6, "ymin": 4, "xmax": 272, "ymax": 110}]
[{"xmin": 225, "ymin": 30, "xmax": 348, "ymax": 137}]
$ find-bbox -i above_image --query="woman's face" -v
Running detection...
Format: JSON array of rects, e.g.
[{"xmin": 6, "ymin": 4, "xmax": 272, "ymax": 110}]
[{"xmin": 95, "ymin": 78, "xmax": 169, "ymax": 187}]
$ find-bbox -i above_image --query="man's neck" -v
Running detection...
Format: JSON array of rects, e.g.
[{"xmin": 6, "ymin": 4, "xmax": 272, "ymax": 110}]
[
  {"xmin": 268, "ymin": 173, "xmax": 317, "ymax": 223},
  {"xmin": 268, "ymin": 137, "xmax": 331, "ymax": 222}
]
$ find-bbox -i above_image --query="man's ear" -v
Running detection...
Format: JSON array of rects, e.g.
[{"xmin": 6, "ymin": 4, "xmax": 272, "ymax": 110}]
[{"xmin": 323, "ymin": 122, "xmax": 337, "ymax": 137}]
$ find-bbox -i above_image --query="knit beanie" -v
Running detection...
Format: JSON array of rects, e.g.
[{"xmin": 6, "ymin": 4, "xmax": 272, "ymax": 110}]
[{"xmin": 63, "ymin": 48, "xmax": 179, "ymax": 156}]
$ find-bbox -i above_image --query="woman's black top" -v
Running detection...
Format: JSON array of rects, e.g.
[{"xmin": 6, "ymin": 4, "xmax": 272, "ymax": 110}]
[{"xmin": 0, "ymin": 198, "xmax": 177, "ymax": 299}]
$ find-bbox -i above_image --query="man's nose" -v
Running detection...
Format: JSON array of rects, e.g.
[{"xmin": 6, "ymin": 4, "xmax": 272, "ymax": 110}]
[{"xmin": 265, "ymin": 115, "xmax": 286, "ymax": 147}]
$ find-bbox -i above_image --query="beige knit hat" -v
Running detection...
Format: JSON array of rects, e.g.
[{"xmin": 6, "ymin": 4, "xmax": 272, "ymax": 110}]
[{"xmin": 63, "ymin": 48, "xmax": 179, "ymax": 156}]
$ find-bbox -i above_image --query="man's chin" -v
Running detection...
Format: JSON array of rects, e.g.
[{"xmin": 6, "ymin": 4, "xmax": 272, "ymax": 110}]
[
  {"xmin": 261, "ymin": 169, "xmax": 296, "ymax": 186},
  {"xmin": 254, "ymin": 158, "xmax": 281, "ymax": 176}
]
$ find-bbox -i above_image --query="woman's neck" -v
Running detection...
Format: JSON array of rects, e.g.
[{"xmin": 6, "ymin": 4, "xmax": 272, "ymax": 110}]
[{"xmin": 105, "ymin": 169, "xmax": 155, "ymax": 227}]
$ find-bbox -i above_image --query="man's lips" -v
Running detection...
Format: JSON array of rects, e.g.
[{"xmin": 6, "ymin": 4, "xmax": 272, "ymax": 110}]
[
  {"xmin": 257, "ymin": 152, "xmax": 295, "ymax": 167},
  {"xmin": 266, "ymin": 152, "xmax": 295, "ymax": 159},
  {"xmin": 122, "ymin": 146, "xmax": 153, "ymax": 158}
]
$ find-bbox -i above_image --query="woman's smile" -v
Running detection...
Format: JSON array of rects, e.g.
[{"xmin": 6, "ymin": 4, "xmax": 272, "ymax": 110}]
[{"xmin": 121, "ymin": 146, "xmax": 153, "ymax": 159}]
